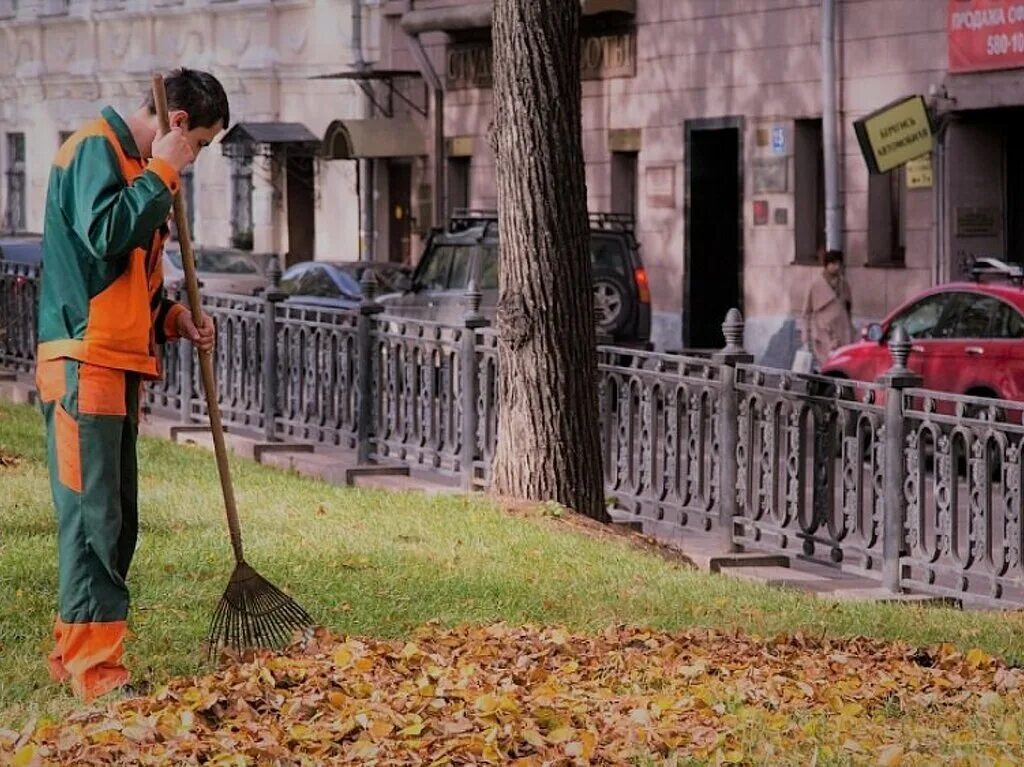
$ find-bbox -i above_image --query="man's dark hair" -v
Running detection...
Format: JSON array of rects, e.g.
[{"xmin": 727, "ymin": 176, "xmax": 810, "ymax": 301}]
[
  {"xmin": 145, "ymin": 68, "xmax": 230, "ymax": 130},
  {"xmin": 820, "ymin": 249, "xmax": 844, "ymax": 266}
]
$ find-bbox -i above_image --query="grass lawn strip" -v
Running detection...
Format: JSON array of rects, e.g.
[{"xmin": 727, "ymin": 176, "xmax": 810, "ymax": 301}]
[{"xmin": 2, "ymin": 401, "xmax": 1024, "ymax": 761}]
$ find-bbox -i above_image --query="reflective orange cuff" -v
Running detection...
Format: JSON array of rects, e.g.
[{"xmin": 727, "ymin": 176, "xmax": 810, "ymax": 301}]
[
  {"xmin": 48, "ymin": 619, "xmax": 129, "ymax": 702},
  {"xmin": 164, "ymin": 303, "xmax": 188, "ymax": 341},
  {"xmin": 147, "ymin": 157, "xmax": 180, "ymax": 195}
]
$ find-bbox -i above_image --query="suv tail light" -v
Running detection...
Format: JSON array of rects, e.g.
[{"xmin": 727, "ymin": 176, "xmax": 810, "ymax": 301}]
[{"xmin": 634, "ymin": 267, "xmax": 651, "ymax": 304}]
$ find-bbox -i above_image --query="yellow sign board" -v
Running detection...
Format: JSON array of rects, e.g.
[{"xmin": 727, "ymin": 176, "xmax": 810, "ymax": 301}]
[
  {"xmin": 854, "ymin": 95, "xmax": 933, "ymax": 174},
  {"xmin": 906, "ymin": 155, "xmax": 933, "ymax": 189}
]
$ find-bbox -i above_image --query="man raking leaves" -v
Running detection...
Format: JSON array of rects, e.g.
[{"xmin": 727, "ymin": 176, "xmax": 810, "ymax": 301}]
[
  {"xmin": 150, "ymin": 74, "xmax": 313, "ymax": 663},
  {"xmin": 36, "ymin": 69, "xmax": 226, "ymax": 701}
]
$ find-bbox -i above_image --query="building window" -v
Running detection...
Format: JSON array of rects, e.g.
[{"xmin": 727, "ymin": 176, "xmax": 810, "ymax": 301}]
[
  {"xmin": 230, "ymin": 156, "xmax": 253, "ymax": 250},
  {"xmin": 794, "ymin": 118, "xmax": 825, "ymax": 265},
  {"xmin": 610, "ymin": 151, "xmax": 638, "ymax": 219},
  {"xmin": 447, "ymin": 157, "xmax": 470, "ymax": 215},
  {"xmin": 4, "ymin": 133, "xmax": 26, "ymax": 233},
  {"xmin": 38, "ymin": 0, "xmax": 69, "ymax": 16},
  {"xmin": 867, "ymin": 167, "xmax": 906, "ymax": 266}
]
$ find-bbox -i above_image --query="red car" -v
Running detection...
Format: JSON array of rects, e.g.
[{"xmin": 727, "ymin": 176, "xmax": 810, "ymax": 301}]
[{"xmin": 822, "ymin": 264, "xmax": 1024, "ymax": 401}]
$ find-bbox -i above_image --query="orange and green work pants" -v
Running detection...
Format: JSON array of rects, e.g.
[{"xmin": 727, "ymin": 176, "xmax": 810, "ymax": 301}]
[{"xmin": 37, "ymin": 357, "xmax": 141, "ymax": 702}]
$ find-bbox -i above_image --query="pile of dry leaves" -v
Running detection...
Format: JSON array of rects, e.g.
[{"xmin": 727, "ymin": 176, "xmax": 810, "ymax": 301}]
[{"xmin": 3, "ymin": 623, "xmax": 1021, "ymax": 765}]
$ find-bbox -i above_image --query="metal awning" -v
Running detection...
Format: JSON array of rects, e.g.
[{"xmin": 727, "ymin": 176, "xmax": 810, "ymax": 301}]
[
  {"xmin": 219, "ymin": 122, "xmax": 321, "ymax": 158},
  {"xmin": 322, "ymin": 118, "xmax": 426, "ymax": 160},
  {"xmin": 400, "ymin": 0, "xmax": 634, "ymax": 34},
  {"xmin": 309, "ymin": 69, "xmax": 427, "ymax": 118}
]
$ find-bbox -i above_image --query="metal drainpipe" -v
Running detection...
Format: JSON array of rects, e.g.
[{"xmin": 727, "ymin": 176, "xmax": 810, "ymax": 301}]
[
  {"xmin": 405, "ymin": 0, "xmax": 445, "ymax": 229},
  {"xmin": 822, "ymin": 0, "xmax": 843, "ymax": 252},
  {"xmin": 353, "ymin": 0, "xmax": 375, "ymax": 261}
]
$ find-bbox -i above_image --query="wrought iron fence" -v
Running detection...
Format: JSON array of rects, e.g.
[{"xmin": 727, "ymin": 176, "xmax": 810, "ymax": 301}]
[
  {"xmin": 0, "ymin": 261, "xmax": 38, "ymax": 372},
  {"xmin": 6, "ymin": 262, "xmax": 1024, "ymax": 607}
]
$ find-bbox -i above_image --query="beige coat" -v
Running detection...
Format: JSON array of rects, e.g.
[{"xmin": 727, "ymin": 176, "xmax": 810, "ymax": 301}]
[{"xmin": 800, "ymin": 271, "xmax": 855, "ymax": 365}]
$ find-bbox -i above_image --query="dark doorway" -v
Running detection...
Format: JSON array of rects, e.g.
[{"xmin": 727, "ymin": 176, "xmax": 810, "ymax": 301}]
[
  {"xmin": 685, "ymin": 121, "xmax": 743, "ymax": 349},
  {"xmin": 286, "ymin": 156, "xmax": 315, "ymax": 267},
  {"xmin": 388, "ymin": 160, "xmax": 413, "ymax": 264},
  {"xmin": 447, "ymin": 156, "xmax": 470, "ymax": 215}
]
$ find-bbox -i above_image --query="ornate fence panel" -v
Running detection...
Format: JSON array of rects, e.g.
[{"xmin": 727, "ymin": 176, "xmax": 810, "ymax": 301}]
[
  {"xmin": 274, "ymin": 303, "xmax": 359, "ymax": 449},
  {"xmin": 149, "ymin": 292, "xmax": 268, "ymax": 434},
  {"xmin": 146, "ymin": 341, "xmax": 186, "ymax": 416},
  {"xmin": 901, "ymin": 391, "xmax": 1024, "ymax": 606},
  {"xmin": 471, "ymin": 328, "xmax": 499, "ymax": 487},
  {"xmin": 0, "ymin": 262, "xmax": 39, "ymax": 372},
  {"xmin": 371, "ymin": 315, "xmax": 463, "ymax": 476},
  {"xmin": 734, "ymin": 366, "xmax": 887, "ymax": 576},
  {"xmin": 599, "ymin": 348, "xmax": 724, "ymax": 534}
]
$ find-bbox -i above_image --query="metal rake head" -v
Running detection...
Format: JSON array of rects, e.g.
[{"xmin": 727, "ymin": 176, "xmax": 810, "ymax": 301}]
[{"xmin": 206, "ymin": 561, "xmax": 314, "ymax": 659}]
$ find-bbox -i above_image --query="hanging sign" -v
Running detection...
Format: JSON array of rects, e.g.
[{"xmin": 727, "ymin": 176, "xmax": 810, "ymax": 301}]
[
  {"xmin": 906, "ymin": 155, "xmax": 934, "ymax": 188},
  {"xmin": 949, "ymin": 0, "xmax": 1024, "ymax": 73},
  {"xmin": 853, "ymin": 95, "xmax": 934, "ymax": 174}
]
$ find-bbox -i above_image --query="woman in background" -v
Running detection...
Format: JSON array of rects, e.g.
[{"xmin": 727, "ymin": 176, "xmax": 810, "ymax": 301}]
[{"xmin": 800, "ymin": 248, "xmax": 855, "ymax": 370}]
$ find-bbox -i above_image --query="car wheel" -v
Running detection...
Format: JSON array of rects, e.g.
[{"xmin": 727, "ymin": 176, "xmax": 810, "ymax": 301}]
[{"xmin": 593, "ymin": 274, "xmax": 631, "ymax": 335}]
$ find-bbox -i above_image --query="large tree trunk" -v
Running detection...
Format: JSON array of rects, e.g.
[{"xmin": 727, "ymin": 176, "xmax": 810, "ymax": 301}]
[{"xmin": 491, "ymin": 0, "xmax": 606, "ymax": 522}]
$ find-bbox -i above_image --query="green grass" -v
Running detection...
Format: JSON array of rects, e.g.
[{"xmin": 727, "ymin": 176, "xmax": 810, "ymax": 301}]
[{"xmin": 2, "ymin": 401, "xmax": 1024, "ymax": 729}]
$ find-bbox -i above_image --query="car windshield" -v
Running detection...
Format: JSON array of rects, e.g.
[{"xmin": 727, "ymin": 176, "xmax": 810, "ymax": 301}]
[
  {"xmin": 475, "ymin": 233, "xmax": 629, "ymax": 290},
  {"xmin": 335, "ymin": 265, "xmax": 412, "ymax": 294},
  {"xmin": 168, "ymin": 250, "xmax": 260, "ymax": 274}
]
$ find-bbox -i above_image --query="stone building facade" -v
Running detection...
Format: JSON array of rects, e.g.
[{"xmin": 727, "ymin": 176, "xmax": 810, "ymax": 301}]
[
  {"xmin": 365, "ymin": 0, "xmax": 1024, "ymax": 361},
  {"xmin": 6, "ymin": 0, "xmax": 1024, "ymax": 362},
  {"xmin": 0, "ymin": 0, "xmax": 382, "ymax": 266}
]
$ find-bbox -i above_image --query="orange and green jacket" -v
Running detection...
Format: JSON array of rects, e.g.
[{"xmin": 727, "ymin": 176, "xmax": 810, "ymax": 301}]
[{"xmin": 37, "ymin": 106, "xmax": 188, "ymax": 377}]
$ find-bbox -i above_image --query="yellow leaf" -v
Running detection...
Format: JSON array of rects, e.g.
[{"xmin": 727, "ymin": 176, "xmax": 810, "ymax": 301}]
[
  {"xmin": 547, "ymin": 726, "xmax": 575, "ymax": 744},
  {"xmin": 723, "ymin": 750, "xmax": 745, "ymax": 764},
  {"xmin": 399, "ymin": 722, "xmax": 426, "ymax": 737},
  {"xmin": 475, "ymin": 693, "xmax": 501, "ymax": 716},
  {"xmin": 369, "ymin": 720, "xmax": 394, "ymax": 739},
  {"xmin": 351, "ymin": 739, "xmax": 379, "ymax": 759},
  {"xmin": 400, "ymin": 642, "xmax": 422, "ymax": 659},
  {"xmin": 579, "ymin": 730, "xmax": 597, "ymax": 758},
  {"xmin": 333, "ymin": 647, "xmax": 353, "ymax": 668},
  {"xmin": 839, "ymin": 702, "xmax": 864, "ymax": 717},
  {"xmin": 876, "ymin": 744, "xmax": 904, "ymax": 767},
  {"xmin": 967, "ymin": 648, "xmax": 993, "ymax": 669},
  {"xmin": 289, "ymin": 724, "xmax": 315, "ymax": 741},
  {"xmin": 11, "ymin": 745, "xmax": 38, "ymax": 767},
  {"xmin": 354, "ymin": 657, "xmax": 375, "ymax": 673},
  {"xmin": 522, "ymin": 729, "xmax": 546, "ymax": 749},
  {"xmin": 328, "ymin": 691, "xmax": 346, "ymax": 707}
]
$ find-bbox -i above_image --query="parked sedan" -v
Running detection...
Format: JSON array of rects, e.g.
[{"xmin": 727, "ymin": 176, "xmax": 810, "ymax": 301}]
[
  {"xmin": 822, "ymin": 261, "xmax": 1024, "ymax": 400},
  {"xmin": 0, "ymin": 234, "xmax": 44, "ymax": 266},
  {"xmin": 280, "ymin": 261, "xmax": 412, "ymax": 309},
  {"xmin": 163, "ymin": 242, "xmax": 275, "ymax": 295}
]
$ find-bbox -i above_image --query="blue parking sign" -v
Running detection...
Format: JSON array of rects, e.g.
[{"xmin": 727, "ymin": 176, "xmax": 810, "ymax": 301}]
[{"xmin": 771, "ymin": 126, "xmax": 786, "ymax": 155}]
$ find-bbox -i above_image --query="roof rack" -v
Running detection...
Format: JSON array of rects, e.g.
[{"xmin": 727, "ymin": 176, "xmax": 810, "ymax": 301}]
[
  {"xmin": 588, "ymin": 212, "xmax": 635, "ymax": 233},
  {"xmin": 967, "ymin": 256, "xmax": 1024, "ymax": 286},
  {"xmin": 448, "ymin": 209, "xmax": 636, "ymax": 234},
  {"xmin": 448, "ymin": 209, "xmax": 498, "ymax": 232}
]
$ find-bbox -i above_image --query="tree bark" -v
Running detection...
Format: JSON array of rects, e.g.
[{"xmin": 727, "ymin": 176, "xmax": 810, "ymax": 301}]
[{"xmin": 491, "ymin": 0, "xmax": 607, "ymax": 522}]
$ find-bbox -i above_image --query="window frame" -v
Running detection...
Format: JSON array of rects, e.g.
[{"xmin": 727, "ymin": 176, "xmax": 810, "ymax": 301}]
[{"xmin": 793, "ymin": 118, "xmax": 825, "ymax": 265}]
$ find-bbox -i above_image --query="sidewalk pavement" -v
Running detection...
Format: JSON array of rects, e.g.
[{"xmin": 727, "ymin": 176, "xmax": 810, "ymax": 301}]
[{"xmin": 0, "ymin": 371, "xmax": 961, "ymax": 608}]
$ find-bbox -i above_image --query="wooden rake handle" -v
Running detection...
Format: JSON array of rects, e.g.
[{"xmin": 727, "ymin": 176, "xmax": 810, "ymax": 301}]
[{"xmin": 152, "ymin": 74, "xmax": 245, "ymax": 565}]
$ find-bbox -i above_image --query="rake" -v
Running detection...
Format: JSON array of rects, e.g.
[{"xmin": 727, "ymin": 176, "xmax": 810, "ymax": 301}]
[{"xmin": 151, "ymin": 74, "xmax": 314, "ymax": 658}]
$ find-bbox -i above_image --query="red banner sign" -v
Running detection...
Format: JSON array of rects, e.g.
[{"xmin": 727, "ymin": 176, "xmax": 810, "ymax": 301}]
[{"xmin": 949, "ymin": 0, "xmax": 1024, "ymax": 73}]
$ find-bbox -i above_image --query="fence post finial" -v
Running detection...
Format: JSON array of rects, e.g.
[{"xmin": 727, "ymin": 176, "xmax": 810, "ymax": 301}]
[{"xmin": 721, "ymin": 307, "xmax": 746, "ymax": 356}]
